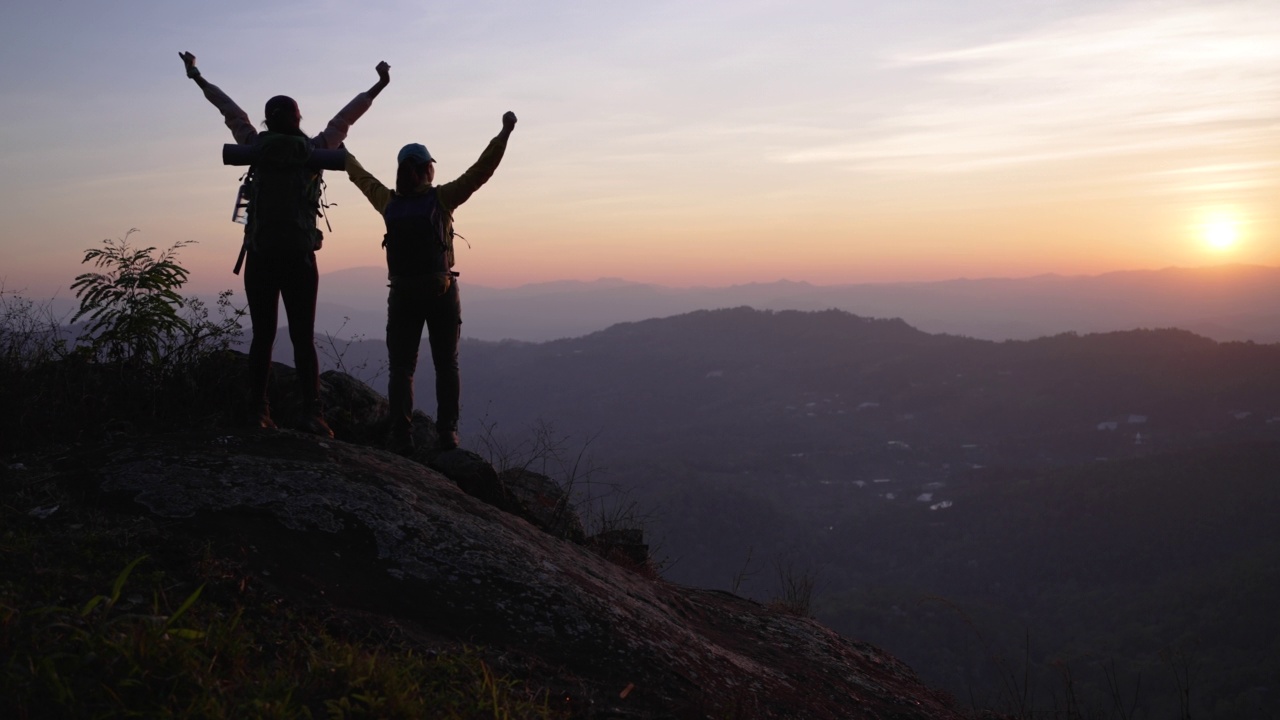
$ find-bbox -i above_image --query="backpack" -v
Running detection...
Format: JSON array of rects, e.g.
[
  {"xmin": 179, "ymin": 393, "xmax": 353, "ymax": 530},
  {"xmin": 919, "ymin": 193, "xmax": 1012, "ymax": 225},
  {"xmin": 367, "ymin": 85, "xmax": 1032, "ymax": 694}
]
[
  {"xmin": 243, "ymin": 132, "xmax": 324, "ymax": 256},
  {"xmin": 382, "ymin": 188, "xmax": 450, "ymax": 278}
]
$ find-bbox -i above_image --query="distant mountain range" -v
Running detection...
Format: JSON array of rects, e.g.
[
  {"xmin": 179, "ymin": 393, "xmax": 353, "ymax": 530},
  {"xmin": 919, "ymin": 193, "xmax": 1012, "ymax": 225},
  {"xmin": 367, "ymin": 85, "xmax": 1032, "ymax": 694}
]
[
  {"xmin": 312, "ymin": 264, "xmax": 1280, "ymax": 344},
  {"xmin": 441, "ymin": 307, "xmax": 1280, "ymax": 716},
  {"xmin": 456, "ymin": 307, "xmax": 1280, "ymax": 470},
  {"xmin": 273, "ymin": 298, "xmax": 1280, "ymax": 714}
]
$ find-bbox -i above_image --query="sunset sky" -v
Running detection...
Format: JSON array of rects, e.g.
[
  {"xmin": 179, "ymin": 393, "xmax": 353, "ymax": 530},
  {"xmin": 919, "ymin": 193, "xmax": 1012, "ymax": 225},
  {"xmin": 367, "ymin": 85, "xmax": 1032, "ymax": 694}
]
[{"xmin": 1, "ymin": 0, "xmax": 1277, "ymax": 298}]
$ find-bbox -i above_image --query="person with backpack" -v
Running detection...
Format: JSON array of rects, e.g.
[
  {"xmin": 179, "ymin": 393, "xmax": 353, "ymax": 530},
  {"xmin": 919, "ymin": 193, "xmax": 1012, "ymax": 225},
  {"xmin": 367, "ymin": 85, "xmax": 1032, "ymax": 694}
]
[
  {"xmin": 344, "ymin": 111, "xmax": 517, "ymax": 452},
  {"xmin": 179, "ymin": 51, "xmax": 391, "ymax": 436}
]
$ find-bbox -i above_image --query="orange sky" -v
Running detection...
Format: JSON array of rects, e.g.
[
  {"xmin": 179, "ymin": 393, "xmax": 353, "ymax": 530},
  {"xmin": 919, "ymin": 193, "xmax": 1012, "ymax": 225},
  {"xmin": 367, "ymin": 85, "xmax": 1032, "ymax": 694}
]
[{"xmin": 1, "ymin": 1, "xmax": 1277, "ymax": 298}]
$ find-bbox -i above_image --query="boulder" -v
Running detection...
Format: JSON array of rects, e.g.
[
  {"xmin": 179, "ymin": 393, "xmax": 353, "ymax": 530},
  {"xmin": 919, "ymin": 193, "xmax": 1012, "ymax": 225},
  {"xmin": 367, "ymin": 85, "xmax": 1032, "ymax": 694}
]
[
  {"xmin": 317, "ymin": 369, "xmax": 388, "ymax": 442},
  {"xmin": 86, "ymin": 426, "xmax": 966, "ymax": 719},
  {"xmin": 500, "ymin": 467, "xmax": 587, "ymax": 543}
]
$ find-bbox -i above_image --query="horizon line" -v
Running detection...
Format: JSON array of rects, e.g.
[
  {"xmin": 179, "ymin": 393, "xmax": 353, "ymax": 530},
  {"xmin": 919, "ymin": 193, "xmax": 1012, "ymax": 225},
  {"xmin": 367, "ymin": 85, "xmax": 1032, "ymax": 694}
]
[{"xmin": 315, "ymin": 261, "xmax": 1280, "ymax": 291}]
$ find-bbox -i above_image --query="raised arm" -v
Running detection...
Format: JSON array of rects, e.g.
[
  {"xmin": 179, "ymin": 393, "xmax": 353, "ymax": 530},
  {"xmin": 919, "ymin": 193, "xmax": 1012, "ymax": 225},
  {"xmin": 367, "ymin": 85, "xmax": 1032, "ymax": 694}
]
[
  {"xmin": 314, "ymin": 61, "xmax": 391, "ymax": 150},
  {"xmin": 345, "ymin": 152, "xmax": 394, "ymax": 215},
  {"xmin": 178, "ymin": 51, "xmax": 257, "ymax": 145},
  {"xmin": 436, "ymin": 111, "xmax": 517, "ymax": 211},
  {"xmin": 368, "ymin": 61, "xmax": 391, "ymax": 99}
]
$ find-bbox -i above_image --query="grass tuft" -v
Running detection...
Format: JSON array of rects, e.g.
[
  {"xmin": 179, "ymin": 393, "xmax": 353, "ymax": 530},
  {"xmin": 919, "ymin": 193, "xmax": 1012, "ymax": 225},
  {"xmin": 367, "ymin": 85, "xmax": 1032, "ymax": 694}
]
[{"xmin": 0, "ymin": 463, "xmax": 565, "ymax": 720}]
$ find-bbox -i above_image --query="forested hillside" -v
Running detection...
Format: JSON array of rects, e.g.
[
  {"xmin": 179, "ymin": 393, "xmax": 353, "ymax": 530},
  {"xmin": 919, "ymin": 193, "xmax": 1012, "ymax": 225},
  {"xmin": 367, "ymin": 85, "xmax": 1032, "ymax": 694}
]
[{"xmin": 449, "ymin": 308, "xmax": 1280, "ymax": 717}]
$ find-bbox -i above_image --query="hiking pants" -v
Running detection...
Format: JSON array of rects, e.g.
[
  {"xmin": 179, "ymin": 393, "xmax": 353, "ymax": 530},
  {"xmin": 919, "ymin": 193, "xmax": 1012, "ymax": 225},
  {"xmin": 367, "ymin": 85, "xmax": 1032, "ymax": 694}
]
[
  {"xmin": 243, "ymin": 248, "xmax": 321, "ymax": 413},
  {"xmin": 385, "ymin": 277, "xmax": 461, "ymax": 439}
]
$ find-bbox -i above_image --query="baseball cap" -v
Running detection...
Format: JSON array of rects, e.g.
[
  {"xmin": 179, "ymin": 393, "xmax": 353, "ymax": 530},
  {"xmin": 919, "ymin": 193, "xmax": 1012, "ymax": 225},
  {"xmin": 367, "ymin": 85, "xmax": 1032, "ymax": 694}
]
[{"xmin": 397, "ymin": 143, "xmax": 435, "ymax": 165}]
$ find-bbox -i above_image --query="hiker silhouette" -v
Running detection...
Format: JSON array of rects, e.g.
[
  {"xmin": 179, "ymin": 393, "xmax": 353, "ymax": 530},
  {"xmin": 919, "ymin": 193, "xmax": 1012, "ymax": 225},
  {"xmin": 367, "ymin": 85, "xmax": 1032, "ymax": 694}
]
[
  {"xmin": 344, "ymin": 110, "xmax": 518, "ymax": 452},
  {"xmin": 180, "ymin": 51, "xmax": 391, "ymax": 437}
]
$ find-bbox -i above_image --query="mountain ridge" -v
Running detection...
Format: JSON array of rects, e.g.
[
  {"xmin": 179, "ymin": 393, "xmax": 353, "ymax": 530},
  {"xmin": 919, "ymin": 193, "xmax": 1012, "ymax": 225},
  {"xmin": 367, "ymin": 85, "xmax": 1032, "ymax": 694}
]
[
  {"xmin": 309, "ymin": 263, "xmax": 1280, "ymax": 344},
  {"xmin": 437, "ymin": 307, "xmax": 1280, "ymax": 715}
]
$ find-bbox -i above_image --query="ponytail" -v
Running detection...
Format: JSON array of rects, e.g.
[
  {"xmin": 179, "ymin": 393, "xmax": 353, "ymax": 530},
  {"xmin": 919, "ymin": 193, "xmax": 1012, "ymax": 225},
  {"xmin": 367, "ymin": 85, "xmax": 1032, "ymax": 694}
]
[
  {"xmin": 396, "ymin": 161, "xmax": 430, "ymax": 195},
  {"xmin": 262, "ymin": 121, "xmax": 308, "ymax": 138},
  {"xmin": 262, "ymin": 95, "xmax": 303, "ymax": 135},
  {"xmin": 263, "ymin": 110, "xmax": 305, "ymax": 136}
]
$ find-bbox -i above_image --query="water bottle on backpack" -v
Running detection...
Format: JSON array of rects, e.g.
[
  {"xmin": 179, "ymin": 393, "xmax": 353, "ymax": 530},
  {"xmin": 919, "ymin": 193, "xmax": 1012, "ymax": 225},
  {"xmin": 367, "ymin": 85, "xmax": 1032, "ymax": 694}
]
[{"xmin": 232, "ymin": 171, "xmax": 253, "ymax": 224}]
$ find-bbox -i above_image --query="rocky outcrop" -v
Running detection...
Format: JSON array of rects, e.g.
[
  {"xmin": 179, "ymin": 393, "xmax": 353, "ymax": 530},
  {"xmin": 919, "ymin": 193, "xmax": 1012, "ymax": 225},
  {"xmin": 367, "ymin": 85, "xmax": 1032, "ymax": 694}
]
[{"xmin": 81, "ymin": 420, "xmax": 965, "ymax": 719}]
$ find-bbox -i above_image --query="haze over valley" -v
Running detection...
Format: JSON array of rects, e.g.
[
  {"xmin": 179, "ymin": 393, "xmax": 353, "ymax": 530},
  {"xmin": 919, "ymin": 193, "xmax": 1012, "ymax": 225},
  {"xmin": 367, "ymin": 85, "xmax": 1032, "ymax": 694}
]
[
  {"xmin": 290, "ymin": 296, "xmax": 1280, "ymax": 717},
  {"xmin": 312, "ymin": 263, "xmax": 1280, "ymax": 345}
]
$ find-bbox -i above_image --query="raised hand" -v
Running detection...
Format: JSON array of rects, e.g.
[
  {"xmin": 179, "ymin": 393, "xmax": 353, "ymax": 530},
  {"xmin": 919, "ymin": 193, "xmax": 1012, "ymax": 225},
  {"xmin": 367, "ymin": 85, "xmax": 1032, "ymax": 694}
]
[
  {"xmin": 502, "ymin": 111, "xmax": 517, "ymax": 132},
  {"xmin": 368, "ymin": 61, "xmax": 391, "ymax": 99}
]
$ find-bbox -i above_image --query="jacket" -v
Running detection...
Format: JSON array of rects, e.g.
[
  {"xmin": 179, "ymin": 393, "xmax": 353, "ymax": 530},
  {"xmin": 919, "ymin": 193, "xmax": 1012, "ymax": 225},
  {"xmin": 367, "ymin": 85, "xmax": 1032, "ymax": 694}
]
[
  {"xmin": 345, "ymin": 133, "xmax": 509, "ymax": 271},
  {"xmin": 200, "ymin": 82, "xmax": 373, "ymax": 150}
]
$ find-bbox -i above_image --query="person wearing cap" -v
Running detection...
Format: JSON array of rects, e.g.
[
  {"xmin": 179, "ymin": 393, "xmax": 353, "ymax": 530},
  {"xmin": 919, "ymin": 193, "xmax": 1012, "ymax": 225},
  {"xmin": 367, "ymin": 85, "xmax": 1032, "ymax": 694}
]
[
  {"xmin": 344, "ymin": 111, "xmax": 517, "ymax": 452},
  {"xmin": 179, "ymin": 51, "xmax": 391, "ymax": 437}
]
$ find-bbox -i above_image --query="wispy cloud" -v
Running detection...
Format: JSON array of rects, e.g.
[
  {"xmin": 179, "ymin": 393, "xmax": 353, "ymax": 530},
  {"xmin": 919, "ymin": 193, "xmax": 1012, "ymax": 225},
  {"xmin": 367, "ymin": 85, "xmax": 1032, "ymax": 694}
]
[
  {"xmin": 781, "ymin": 1, "xmax": 1280, "ymax": 180},
  {"xmin": 1134, "ymin": 160, "xmax": 1280, "ymax": 196}
]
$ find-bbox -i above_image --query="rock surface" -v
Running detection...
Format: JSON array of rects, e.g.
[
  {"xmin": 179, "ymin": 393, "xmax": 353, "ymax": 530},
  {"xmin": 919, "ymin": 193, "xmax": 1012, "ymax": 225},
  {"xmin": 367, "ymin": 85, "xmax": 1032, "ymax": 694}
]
[{"xmin": 82, "ymin": 424, "xmax": 966, "ymax": 719}]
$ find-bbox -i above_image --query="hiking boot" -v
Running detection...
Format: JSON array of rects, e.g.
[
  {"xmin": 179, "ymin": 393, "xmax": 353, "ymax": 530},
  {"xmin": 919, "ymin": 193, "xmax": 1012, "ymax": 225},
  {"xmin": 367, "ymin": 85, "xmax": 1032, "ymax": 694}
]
[
  {"xmin": 436, "ymin": 428, "xmax": 459, "ymax": 451},
  {"xmin": 299, "ymin": 413, "xmax": 334, "ymax": 439},
  {"xmin": 387, "ymin": 429, "xmax": 416, "ymax": 456},
  {"xmin": 255, "ymin": 406, "xmax": 278, "ymax": 430}
]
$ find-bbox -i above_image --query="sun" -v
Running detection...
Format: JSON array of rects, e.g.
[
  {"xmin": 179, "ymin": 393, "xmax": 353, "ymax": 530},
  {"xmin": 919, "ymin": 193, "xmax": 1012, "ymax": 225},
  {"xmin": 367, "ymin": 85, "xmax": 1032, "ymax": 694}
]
[{"xmin": 1201, "ymin": 215, "xmax": 1241, "ymax": 252}]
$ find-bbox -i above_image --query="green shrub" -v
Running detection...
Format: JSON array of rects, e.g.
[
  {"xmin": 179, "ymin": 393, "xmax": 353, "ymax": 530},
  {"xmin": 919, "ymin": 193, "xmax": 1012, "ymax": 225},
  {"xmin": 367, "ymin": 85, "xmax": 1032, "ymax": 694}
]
[
  {"xmin": 0, "ymin": 286, "xmax": 67, "ymax": 373},
  {"xmin": 1, "ymin": 230, "xmax": 249, "ymax": 449},
  {"xmin": 70, "ymin": 229, "xmax": 243, "ymax": 367}
]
